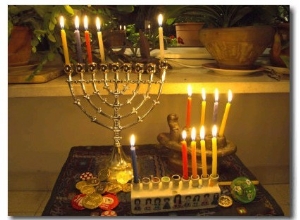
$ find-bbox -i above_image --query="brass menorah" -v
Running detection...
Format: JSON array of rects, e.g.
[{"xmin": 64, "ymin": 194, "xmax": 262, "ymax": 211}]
[{"xmin": 64, "ymin": 61, "xmax": 167, "ymax": 182}]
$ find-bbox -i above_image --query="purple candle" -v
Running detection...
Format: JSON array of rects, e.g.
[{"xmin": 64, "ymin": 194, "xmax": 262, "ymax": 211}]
[
  {"xmin": 130, "ymin": 135, "xmax": 139, "ymax": 183},
  {"xmin": 212, "ymin": 88, "xmax": 219, "ymax": 125},
  {"xmin": 74, "ymin": 16, "xmax": 83, "ymax": 63}
]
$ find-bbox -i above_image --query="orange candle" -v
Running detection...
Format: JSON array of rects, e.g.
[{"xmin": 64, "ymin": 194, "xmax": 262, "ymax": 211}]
[
  {"xmin": 219, "ymin": 90, "xmax": 233, "ymax": 137},
  {"xmin": 200, "ymin": 88, "xmax": 206, "ymax": 127},
  {"xmin": 181, "ymin": 130, "xmax": 189, "ymax": 180},
  {"xmin": 186, "ymin": 85, "xmax": 192, "ymax": 128},
  {"xmin": 157, "ymin": 14, "xmax": 164, "ymax": 60},
  {"xmin": 211, "ymin": 125, "xmax": 218, "ymax": 177},
  {"xmin": 60, "ymin": 16, "xmax": 70, "ymax": 65},
  {"xmin": 191, "ymin": 127, "xmax": 198, "ymax": 179},
  {"xmin": 96, "ymin": 17, "xmax": 105, "ymax": 63},
  {"xmin": 200, "ymin": 126, "xmax": 207, "ymax": 177},
  {"xmin": 84, "ymin": 15, "xmax": 93, "ymax": 64}
]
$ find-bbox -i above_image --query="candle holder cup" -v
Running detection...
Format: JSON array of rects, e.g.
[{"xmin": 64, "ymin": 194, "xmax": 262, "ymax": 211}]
[
  {"xmin": 131, "ymin": 174, "xmax": 220, "ymax": 214},
  {"xmin": 64, "ymin": 61, "xmax": 168, "ymax": 183}
]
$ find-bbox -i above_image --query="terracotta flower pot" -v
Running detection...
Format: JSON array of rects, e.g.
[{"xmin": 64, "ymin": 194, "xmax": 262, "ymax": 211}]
[
  {"xmin": 175, "ymin": 22, "xmax": 205, "ymax": 47},
  {"xmin": 199, "ymin": 26, "xmax": 275, "ymax": 70},
  {"xmin": 8, "ymin": 26, "xmax": 32, "ymax": 66}
]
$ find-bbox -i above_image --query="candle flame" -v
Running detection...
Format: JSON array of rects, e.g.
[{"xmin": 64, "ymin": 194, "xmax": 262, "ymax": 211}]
[
  {"xmin": 212, "ymin": 125, "xmax": 217, "ymax": 137},
  {"xmin": 202, "ymin": 88, "xmax": 206, "ymax": 100},
  {"xmin": 60, "ymin": 16, "xmax": 64, "ymax": 29},
  {"xmin": 228, "ymin": 90, "xmax": 233, "ymax": 102},
  {"xmin": 182, "ymin": 130, "xmax": 187, "ymax": 140},
  {"xmin": 75, "ymin": 16, "xmax": 79, "ymax": 29},
  {"xmin": 96, "ymin": 17, "xmax": 101, "ymax": 31},
  {"xmin": 187, "ymin": 85, "xmax": 192, "ymax": 97},
  {"xmin": 158, "ymin": 14, "xmax": 163, "ymax": 26},
  {"xmin": 130, "ymin": 134, "xmax": 135, "ymax": 147},
  {"xmin": 200, "ymin": 126, "xmax": 205, "ymax": 140},
  {"xmin": 84, "ymin": 15, "xmax": 88, "ymax": 30},
  {"xmin": 214, "ymin": 88, "xmax": 219, "ymax": 102},
  {"xmin": 191, "ymin": 127, "xmax": 196, "ymax": 140}
]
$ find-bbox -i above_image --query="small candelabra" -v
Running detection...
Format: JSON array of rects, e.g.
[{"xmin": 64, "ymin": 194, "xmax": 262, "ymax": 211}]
[{"xmin": 64, "ymin": 61, "xmax": 167, "ymax": 182}]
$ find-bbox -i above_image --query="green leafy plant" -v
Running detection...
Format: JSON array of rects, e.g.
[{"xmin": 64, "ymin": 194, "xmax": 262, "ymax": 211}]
[{"xmin": 8, "ymin": 5, "xmax": 135, "ymax": 80}]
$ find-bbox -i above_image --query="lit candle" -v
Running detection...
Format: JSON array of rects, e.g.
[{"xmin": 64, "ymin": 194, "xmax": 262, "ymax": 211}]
[
  {"xmin": 186, "ymin": 85, "xmax": 192, "ymax": 128},
  {"xmin": 211, "ymin": 125, "xmax": 218, "ymax": 177},
  {"xmin": 157, "ymin": 14, "xmax": 165, "ymax": 60},
  {"xmin": 219, "ymin": 90, "xmax": 233, "ymax": 137},
  {"xmin": 200, "ymin": 88, "xmax": 206, "ymax": 127},
  {"xmin": 191, "ymin": 127, "xmax": 198, "ymax": 179},
  {"xmin": 60, "ymin": 16, "xmax": 70, "ymax": 65},
  {"xmin": 84, "ymin": 15, "xmax": 93, "ymax": 64},
  {"xmin": 74, "ymin": 16, "xmax": 83, "ymax": 63},
  {"xmin": 96, "ymin": 17, "xmax": 105, "ymax": 63},
  {"xmin": 200, "ymin": 126, "xmax": 207, "ymax": 177},
  {"xmin": 130, "ymin": 134, "xmax": 139, "ymax": 183},
  {"xmin": 212, "ymin": 89, "xmax": 219, "ymax": 125},
  {"xmin": 181, "ymin": 130, "xmax": 189, "ymax": 180}
]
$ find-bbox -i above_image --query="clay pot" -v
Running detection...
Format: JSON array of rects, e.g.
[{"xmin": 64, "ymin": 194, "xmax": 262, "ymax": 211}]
[
  {"xmin": 8, "ymin": 26, "xmax": 32, "ymax": 66},
  {"xmin": 175, "ymin": 22, "xmax": 205, "ymax": 47},
  {"xmin": 199, "ymin": 26, "xmax": 275, "ymax": 70},
  {"xmin": 269, "ymin": 23, "xmax": 290, "ymax": 68}
]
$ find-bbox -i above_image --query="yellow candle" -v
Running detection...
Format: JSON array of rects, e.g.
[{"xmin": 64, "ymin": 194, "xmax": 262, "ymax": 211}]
[
  {"xmin": 211, "ymin": 125, "xmax": 218, "ymax": 177},
  {"xmin": 200, "ymin": 88, "xmax": 206, "ymax": 127},
  {"xmin": 60, "ymin": 16, "xmax": 70, "ymax": 65},
  {"xmin": 96, "ymin": 17, "xmax": 105, "ymax": 63},
  {"xmin": 191, "ymin": 127, "xmax": 198, "ymax": 179},
  {"xmin": 157, "ymin": 14, "xmax": 165, "ymax": 60},
  {"xmin": 219, "ymin": 90, "xmax": 233, "ymax": 137},
  {"xmin": 200, "ymin": 126, "xmax": 207, "ymax": 177}
]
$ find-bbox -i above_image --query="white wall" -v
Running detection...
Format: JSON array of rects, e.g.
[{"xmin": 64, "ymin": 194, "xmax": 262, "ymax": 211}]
[{"xmin": 8, "ymin": 93, "xmax": 290, "ymax": 190}]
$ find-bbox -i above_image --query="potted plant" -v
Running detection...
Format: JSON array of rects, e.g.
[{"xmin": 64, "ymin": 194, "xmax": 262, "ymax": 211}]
[
  {"xmin": 8, "ymin": 5, "xmax": 79, "ymax": 81},
  {"xmin": 197, "ymin": 5, "xmax": 278, "ymax": 70},
  {"xmin": 269, "ymin": 5, "xmax": 290, "ymax": 68},
  {"xmin": 163, "ymin": 6, "xmax": 206, "ymax": 47},
  {"xmin": 8, "ymin": 5, "xmax": 134, "ymax": 80}
]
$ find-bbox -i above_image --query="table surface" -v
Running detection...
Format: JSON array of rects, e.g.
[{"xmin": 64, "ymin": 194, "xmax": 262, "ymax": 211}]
[{"xmin": 42, "ymin": 145, "xmax": 284, "ymax": 216}]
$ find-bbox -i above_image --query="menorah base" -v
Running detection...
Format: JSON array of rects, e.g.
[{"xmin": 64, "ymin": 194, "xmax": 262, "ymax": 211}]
[{"xmin": 103, "ymin": 145, "xmax": 133, "ymax": 183}]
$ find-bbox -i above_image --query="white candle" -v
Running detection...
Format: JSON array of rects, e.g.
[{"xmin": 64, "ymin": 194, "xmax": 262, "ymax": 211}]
[
  {"xmin": 96, "ymin": 17, "xmax": 105, "ymax": 63},
  {"xmin": 158, "ymin": 14, "xmax": 165, "ymax": 60}
]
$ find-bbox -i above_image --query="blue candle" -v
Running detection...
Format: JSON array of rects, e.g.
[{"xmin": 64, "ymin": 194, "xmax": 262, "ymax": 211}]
[
  {"xmin": 74, "ymin": 16, "xmax": 83, "ymax": 63},
  {"xmin": 130, "ymin": 135, "xmax": 139, "ymax": 183}
]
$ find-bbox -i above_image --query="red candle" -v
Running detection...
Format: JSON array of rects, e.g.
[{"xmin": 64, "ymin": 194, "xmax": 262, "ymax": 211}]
[
  {"xmin": 186, "ymin": 85, "xmax": 192, "ymax": 128},
  {"xmin": 181, "ymin": 130, "xmax": 189, "ymax": 180},
  {"xmin": 84, "ymin": 15, "xmax": 93, "ymax": 64}
]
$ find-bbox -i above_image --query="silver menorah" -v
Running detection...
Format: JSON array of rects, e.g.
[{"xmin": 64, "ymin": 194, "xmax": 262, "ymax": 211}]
[{"xmin": 64, "ymin": 61, "xmax": 167, "ymax": 182}]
